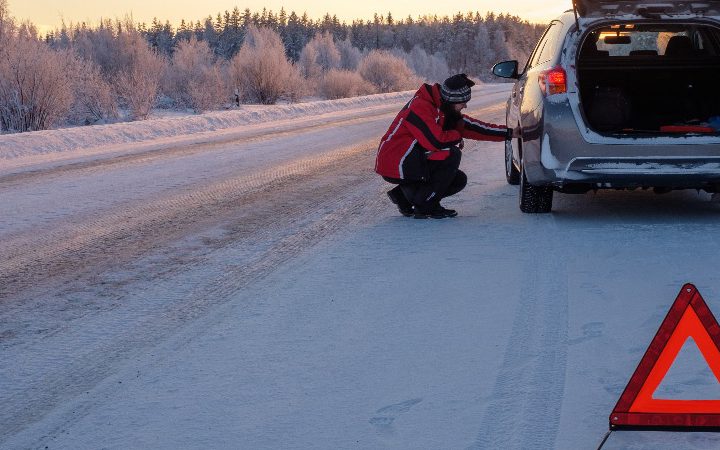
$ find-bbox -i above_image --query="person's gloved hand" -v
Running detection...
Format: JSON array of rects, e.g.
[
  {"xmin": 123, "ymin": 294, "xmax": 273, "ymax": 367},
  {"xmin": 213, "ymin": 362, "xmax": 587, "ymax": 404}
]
[{"xmin": 458, "ymin": 139, "xmax": 465, "ymax": 150}]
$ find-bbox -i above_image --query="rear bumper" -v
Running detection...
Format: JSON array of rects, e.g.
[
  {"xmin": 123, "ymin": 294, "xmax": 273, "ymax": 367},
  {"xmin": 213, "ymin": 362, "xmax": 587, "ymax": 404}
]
[
  {"xmin": 524, "ymin": 99, "xmax": 720, "ymax": 189},
  {"xmin": 529, "ymin": 158, "xmax": 720, "ymax": 189}
]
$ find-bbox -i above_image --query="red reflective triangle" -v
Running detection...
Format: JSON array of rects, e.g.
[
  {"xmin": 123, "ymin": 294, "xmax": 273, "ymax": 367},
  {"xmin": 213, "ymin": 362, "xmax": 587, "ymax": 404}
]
[{"xmin": 610, "ymin": 283, "xmax": 720, "ymax": 430}]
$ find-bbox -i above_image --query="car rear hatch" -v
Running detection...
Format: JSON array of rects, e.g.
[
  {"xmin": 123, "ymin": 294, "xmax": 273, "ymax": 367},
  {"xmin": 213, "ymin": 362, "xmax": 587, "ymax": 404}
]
[
  {"xmin": 573, "ymin": 0, "xmax": 720, "ymax": 18},
  {"xmin": 574, "ymin": 20, "xmax": 720, "ymax": 137}
]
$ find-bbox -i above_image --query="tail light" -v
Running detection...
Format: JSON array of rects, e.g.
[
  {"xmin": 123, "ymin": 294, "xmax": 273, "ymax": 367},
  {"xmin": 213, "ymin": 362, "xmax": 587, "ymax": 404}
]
[{"xmin": 539, "ymin": 66, "xmax": 567, "ymax": 96}]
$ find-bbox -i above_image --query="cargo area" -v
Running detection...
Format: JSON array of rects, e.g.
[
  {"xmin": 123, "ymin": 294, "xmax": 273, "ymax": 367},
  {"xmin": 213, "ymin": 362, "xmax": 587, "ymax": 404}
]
[{"xmin": 577, "ymin": 23, "xmax": 720, "ymax": 135}]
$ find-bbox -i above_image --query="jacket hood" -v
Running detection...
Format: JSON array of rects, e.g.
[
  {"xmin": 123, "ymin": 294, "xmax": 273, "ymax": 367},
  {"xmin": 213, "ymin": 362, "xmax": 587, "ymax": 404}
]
[{"xmin": 415, "ymin": 83, "xmax": 443, "ymax": 108}]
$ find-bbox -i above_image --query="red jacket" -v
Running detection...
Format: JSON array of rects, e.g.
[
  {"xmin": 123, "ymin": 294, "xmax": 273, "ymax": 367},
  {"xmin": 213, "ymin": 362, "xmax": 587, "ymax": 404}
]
[{"xmin": 375, "ymin": 83, "xmax": 507, "ymax": 180}]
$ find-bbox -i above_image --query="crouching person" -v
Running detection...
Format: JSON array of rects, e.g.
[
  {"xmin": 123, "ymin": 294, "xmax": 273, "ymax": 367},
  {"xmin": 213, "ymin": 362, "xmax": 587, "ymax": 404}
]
[{"xmin": 375, "ymin": 74, "xmax": 508, "ymax": 219}]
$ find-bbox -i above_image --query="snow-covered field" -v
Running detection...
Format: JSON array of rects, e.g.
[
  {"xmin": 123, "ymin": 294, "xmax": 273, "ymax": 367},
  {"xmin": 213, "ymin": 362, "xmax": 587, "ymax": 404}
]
[{"xmin": 3, "ymin": 84, "xmax": 720, "ymax": 449}]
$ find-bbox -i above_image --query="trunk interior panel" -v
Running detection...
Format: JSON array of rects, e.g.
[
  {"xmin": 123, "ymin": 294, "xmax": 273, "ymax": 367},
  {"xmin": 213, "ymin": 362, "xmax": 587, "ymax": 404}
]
[{"xmin": 577, "ymin": 23, "xmax": 720, "ymax": 135}]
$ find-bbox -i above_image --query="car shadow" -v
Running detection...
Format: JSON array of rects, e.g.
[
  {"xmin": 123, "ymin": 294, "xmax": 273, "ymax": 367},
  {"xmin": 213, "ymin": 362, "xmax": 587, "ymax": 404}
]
[{"xmin": 550, "ymin": 189, "xmax": 720, "ymax": 224}]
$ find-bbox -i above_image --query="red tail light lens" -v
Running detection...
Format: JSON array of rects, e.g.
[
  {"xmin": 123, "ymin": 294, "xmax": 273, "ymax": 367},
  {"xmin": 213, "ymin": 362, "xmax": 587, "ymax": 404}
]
[{"xmin": 539, "ymin": 66, "xmax": 567, "ymax": 96}]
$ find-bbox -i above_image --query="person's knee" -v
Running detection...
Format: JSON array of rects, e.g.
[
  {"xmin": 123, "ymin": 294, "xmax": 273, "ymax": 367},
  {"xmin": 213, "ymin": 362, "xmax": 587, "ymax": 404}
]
[
  {"xmin": 455, "ymin": 170, "xmax": 468, "ymax": 191},
  {"xmin": 442, "ymin": 170, "xmax": 467, "ymax": 199}
]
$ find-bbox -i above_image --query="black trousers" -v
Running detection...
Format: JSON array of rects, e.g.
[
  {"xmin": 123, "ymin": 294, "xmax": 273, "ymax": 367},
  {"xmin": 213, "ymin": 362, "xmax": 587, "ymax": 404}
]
[{"xmin": 384, "ymin": 148, "xmax": 467, "ymax": 210}]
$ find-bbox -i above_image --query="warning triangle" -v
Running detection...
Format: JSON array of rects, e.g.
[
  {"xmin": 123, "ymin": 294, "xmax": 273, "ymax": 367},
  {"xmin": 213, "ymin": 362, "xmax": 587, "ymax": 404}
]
[
  {"xmin": 610, "ymin": 283, "xmax": 720, "ymax": 430},
  {"xmin": 655, "ymin": 337, "xmax": 720, "ymax": 400}
]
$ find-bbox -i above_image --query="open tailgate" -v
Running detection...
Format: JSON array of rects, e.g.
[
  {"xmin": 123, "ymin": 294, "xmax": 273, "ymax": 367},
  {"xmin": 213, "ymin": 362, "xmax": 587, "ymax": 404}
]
[{"xmin": 573, "ymin": 1, "xmax": 720, "ymax": 18}]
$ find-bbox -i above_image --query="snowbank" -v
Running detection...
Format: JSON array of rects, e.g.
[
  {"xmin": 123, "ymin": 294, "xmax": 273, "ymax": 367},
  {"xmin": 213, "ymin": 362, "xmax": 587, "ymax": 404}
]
[{"xmin": 0, "ymin": 91, "xmax": 413, "ymax": 163}]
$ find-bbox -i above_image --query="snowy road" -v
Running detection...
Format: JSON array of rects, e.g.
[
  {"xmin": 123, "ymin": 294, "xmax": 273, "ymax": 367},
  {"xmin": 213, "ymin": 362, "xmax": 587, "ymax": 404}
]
[{"xmin": 4, "ymin": 84, "xmax": 720, "ymax": 449}]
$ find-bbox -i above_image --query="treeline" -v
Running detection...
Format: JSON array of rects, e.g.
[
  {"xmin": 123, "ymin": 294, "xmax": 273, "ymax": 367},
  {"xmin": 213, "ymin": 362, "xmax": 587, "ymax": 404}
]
[
  {"xmin": 0, "ymin": 1, "xmax": 545, "ymax": 134},
  {"xmin": 49, "ymin": 9, "xmax": 544, "ymax": 80}
]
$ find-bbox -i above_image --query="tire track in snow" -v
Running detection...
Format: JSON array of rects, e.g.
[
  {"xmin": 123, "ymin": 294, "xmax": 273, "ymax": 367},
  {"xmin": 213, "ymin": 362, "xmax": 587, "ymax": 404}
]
[
  {"xmin": 0, "ymin": 140, "xmax": 373, "ymax": 300},
  {"xmin": 0, "ymin": 141, "xmax": 394, "ymax": 442},
  {"xmin": 468, "ymin": 216, "xmax": 569, "ymax": 450},
  {"xmin": 0, "ymin": 140, "xmax": 391, "ymax": 443},
  {"xmin": 2, "ymin": 182, "xmax": 388, "ymax": 447}
]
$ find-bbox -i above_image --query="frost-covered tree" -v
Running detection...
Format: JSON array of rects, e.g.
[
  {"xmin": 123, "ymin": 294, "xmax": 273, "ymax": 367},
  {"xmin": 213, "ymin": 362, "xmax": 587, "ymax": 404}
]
[
  {"xmin": 298, "ymin": 32, "xmax": 340, "ymax": 80},
  {"xmin": 229, "ymin": 25, "xmax": 304, "ymax": 104},
  {"xmin": 282, "ymin": 11, "xmax": 307, "ymax": 61},
  {"xmin": 400, "ymin": 45, "xmax": 450, "ymax": 83},
  {"xmin": 69, "ymin": 20, "xmax": 119, "ymax": 77},
  {"xmin": 69, "ymin": 56, "xmax": 118, "ymax": 124},
  {"xmin": 113, "ymin": 30, "xmax": 166, "ymax": 119},
  {"xmin": 186, "ymin": 64, "xmax": 227, "ymax": 113},
  {"xmin": 146, "ymin": 18, "xmax": 175, "ymax": 56},
  {"xmin": 0, "ymin": 35, "xmax": 74, "ymax": 132},
  {"xmin": 358, "ymin": 50, "xmax": 419, "ymax": 93},
  {"xmin": 470, "ymin": 24, "xmax": 497, "ymax": 79},
  {"xmin": 164, "ymin": 37, "xmax": 226, "ymax": 112},
  {"xmin": 337, "ymin": 37, "xmax": 362, "ymax": 70},
  {"xmin": 0, "ymin": 0, "xmax": 14, "ymax": 47},
  {"xmin": 298, "ymin": 43, "xmax": 321, "ymax": 79},
  {"xmin": 310, "ymin": 32, "xmax": 341, "ymax": 71}
]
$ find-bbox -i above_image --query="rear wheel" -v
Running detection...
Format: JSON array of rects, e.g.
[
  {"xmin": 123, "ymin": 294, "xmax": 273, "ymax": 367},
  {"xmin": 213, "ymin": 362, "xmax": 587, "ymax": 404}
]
[
  {"xmin": 505, "ymin": 138, "xmax": 520, "ymax": 185},
  {"xmin": 519, "ymin": 162, "xmax": 553, "ymax": 213}
]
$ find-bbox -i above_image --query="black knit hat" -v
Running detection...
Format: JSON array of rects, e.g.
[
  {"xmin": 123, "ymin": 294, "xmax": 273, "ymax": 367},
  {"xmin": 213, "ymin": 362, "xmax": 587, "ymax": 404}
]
[{"xmin": 440, "ymin": 73, "xmax": 475, "ymax": 104}]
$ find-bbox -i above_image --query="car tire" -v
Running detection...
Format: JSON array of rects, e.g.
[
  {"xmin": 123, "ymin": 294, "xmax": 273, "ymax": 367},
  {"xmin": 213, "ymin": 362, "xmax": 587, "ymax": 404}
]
[
  {"xmin": 505, "ymin": 138, "xmax": 520, "ymax": 185},
  {"xmin": 519, "ymin": 162, "xmax": 553, "ymax": 213}
]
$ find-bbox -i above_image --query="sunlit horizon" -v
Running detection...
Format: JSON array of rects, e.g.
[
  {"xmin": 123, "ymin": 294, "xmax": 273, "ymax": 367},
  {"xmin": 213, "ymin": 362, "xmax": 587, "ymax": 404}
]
[{"xmin": 9, "ymin": 0, "xmax": 571, "ymax": 34}]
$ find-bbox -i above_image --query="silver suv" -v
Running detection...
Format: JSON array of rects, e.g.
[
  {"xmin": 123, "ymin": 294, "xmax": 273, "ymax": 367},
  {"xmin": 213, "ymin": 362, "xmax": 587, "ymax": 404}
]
[{"xmin": 492, "ymin": 0, "xmax": 720, "ymax": 213}]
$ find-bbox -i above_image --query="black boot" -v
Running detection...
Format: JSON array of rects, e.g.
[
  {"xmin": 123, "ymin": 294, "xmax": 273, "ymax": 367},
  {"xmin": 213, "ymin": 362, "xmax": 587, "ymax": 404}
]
[
  {"xmin": 414, "ymin": 203, "xmax": 458, "ymax": 219},
  {"xmin": 387, "ymin": 186, "xmax": 414, "ymax": 217}
]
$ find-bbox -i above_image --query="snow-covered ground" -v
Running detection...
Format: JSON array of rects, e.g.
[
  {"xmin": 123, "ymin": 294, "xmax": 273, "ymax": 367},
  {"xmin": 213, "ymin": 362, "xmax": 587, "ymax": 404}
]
[{"xmin": 3, "ymin": 83, "xmax": 720, "ymax": 449}]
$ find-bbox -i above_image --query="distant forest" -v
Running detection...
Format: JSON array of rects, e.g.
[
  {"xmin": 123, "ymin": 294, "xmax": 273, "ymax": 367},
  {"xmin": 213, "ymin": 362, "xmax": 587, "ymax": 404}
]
[
  {"xmin": 46, "ymin": 8, "xmax": 546, "ymax": 80},
  {"xmin": 1, "ymin": 1, "xmax": 546, "ymax": 133}
]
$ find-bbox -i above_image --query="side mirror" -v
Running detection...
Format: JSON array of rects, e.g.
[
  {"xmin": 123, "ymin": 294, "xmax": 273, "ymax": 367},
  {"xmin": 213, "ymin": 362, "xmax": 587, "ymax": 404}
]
[{"xmin": 492, "ymin": 60, "xmax": 519, "ymax": 79}]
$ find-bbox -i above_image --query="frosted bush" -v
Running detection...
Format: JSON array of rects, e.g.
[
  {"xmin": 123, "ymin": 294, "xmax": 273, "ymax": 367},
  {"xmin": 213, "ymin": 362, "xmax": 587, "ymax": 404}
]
[
  {"xmin": 113, "ymin": 32, "xmax": 166, "ymax": 120},
  {"xmin": 187, "ymin": 64, "xmax": 229, "ymax": 113},
  {"xmin": 0, "ymin": 36, "xmax": 74, "ymax": 132},
  {"xmin": 230, "ymin": 25, "xmax": 303, "ymax": 105},
  {"xmin": 69, "ymin": 56, "xmax": 118, "ymax": 124},
  {"xmin": 319, "ymin": 69, "xmax": 377, "ymax": 99},
  {"xmin": 164, "ymin": 37, "xmax": 227, "ymax": 113},
  {"xmin": 358, "ymin": 50, "xmax": 420, "ymax": 93}
]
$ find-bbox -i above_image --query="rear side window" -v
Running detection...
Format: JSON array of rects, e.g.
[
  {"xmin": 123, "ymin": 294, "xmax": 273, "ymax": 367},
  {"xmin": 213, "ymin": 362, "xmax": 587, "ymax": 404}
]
[
  {"xmin": 537, "ymin": 22, "xmax": 564, "ymax": 64},
  {"xmin": 529, "ymin": 21, "xmax": 563, "ymax": 68}
]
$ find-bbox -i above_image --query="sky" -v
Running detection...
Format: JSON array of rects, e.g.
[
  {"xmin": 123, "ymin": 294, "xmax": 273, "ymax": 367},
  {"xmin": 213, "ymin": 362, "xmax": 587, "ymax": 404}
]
[{"xmin": 10, "ymin": 0, "xmax": 571, "ymax": 33}]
